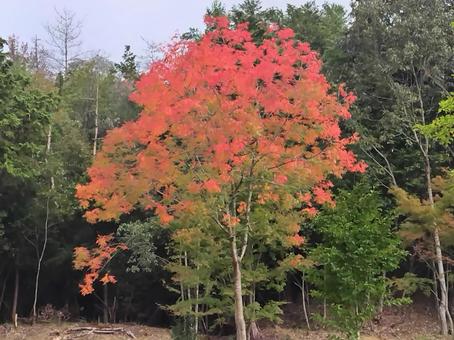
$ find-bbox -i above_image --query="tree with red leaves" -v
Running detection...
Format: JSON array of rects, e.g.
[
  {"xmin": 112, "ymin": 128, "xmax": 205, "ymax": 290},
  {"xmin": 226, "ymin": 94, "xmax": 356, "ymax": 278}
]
[{"xmin": 76, "ymin": 17, "xmax": 365, "ymax": 339}]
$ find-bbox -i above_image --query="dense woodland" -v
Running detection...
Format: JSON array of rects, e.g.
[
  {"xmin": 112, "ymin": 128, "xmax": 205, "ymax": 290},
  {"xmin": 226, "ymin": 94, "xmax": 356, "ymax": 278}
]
[{"xmin": 0, "ymin": 1, "xmax": 454, "ymax": 339}]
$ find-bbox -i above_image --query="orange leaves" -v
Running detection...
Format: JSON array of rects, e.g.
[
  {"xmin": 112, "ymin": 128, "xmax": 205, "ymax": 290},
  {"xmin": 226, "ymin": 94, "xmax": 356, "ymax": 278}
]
[
  {"xmin": 313, "ymin": 185, "xmax": 334, "ymax": 206},
  {"xmin": 237, "ymin": 201, "xmax": 247, "ymax": 214},
  {"xmin": 222, "ymin": 213, "xmax": 240, "ymax": 227},
  {"xmin": 285, "ymin": 254, "xmax": 314, "ymax": 270},
  {"xmin": 76, "ymin": 17, "xmax": 365, "ymax": 225},
  {"xmin": 79, "ymin": 273, "xmax": 97, "ymax": 296},
  {"xmin": 73, "ymin": 247, "xmax": 90, "ymax": 270},
  {"xmin": 288, "ymin": 234, "xmax": 305, "ymax": 246},
  {"xmin": 303, "ymin": 207, "xmax": 317, "ymax": 218},
  {"xmin": 296, "ymin": 192, "xmax": 311, "ymax": 204},
  {"xmin": 258, "ymin": 187, "xmax": 280, "ymax": 205},
  {"xmin": 96, "ymin": 233, "xmax": 114, "ymax": 247},
  {"xmin": 187, "ymin": 181, "xmax": 202, "ymax": 194},
  {"xmin": 338, "ymin": 83, "xmax": 357, "ymax": 108},
  {"xmin": 73, "ymin": 234, "xmax": 127, "ymax": 296},
  {"xmin": 147, "ymin": 115, "xmax": 168, "ymax": 137},
  {"xmin": 204, "ymin": 15, "xmax": 229, "ymax": 30},
  {"xmin": 203, "ymin": 179, "xmax": 221, "ymax": 193},
  {"xmin": 276, "ymin": 28, "xmax": 295, "ymax": 40},
  {"xmin": 289, "ymin": 255, "xmax": 304, "ymax": 268},
  {"xmin": 274, "ymin": 174, "xmax": 288, "ymax": 185},
  {"xmin": 155, "ymin": 203, "xmax": 174, "ymax": 224},
  {"xmin": 100, "ymin": 273, "xmax": 117, "ymax": 285}
]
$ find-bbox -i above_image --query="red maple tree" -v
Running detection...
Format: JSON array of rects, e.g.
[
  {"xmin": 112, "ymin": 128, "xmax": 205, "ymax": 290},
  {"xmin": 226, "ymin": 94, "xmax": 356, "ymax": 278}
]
[{"xmin": 75, "ymin": 17, "xmax": 365, "ymax": 339}]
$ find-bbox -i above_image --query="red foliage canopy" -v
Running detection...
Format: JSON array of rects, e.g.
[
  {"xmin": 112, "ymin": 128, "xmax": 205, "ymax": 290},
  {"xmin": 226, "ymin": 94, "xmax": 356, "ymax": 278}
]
[{"xmin": 76, "ymin": 17, "xmax": 365, "ymax": 229}]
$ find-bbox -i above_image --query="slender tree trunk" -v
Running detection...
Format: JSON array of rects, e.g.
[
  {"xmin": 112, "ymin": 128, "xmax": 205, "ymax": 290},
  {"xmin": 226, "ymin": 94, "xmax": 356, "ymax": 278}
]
[
  {"xmin": 434, "ymin": 228, "xmax": 450, "ymax": 335},
  {"xmin": 11, "ymin": 268, "xmax": 19, "ymax": 327},
  {"xmin": 425, "ymin": 157, "xmax": 452, "ymax": 335},
  {"xmin": 32, "ymin": 195, "xmax": 50, "ymax": 323},
  {"xmin": 248, "ymin": 281, "xmax": 261, "ymax": 340},
  {"xmin": 182, "ymin": 251, "xmax": 194, "ymax": 333},
  {"xmin": 103, "ymin": 284, "xmax": 109, "ymax": 323},
  {"xmin": 93, "ymin": 82, "xmax": 99, "ymax": 157},
  {"xmin": 32, "ymin": 126, "xmax": 53, "ymax": 323},
  {"xmin": 323, "ymin": 268, "xmax": 327, "ymax": 321},
  {"xmin": 195, "ymin": 263, "xmax": 199, "ymax": 335},
  {"xmin": 0, "ymin": 271, "xmax": 9, "ymax": 315},
  {"xmin": 446, "ymin": 263, "xmax": 453, "ymax": 328},
  {"xmin": 231, "ymin": 237, "xmax": 247, "ymax": 340},
  {"xmin": 64, "ymin": 38, "xmax": 68, "ymax": 75},
  {"xmin": 47, "ymin": 126, "xmax": 55, "ymax": 190},
  {"xmin": 194, "ymin": 284, "xmax": 199, "ymax": 335},
  {"xmin": 378, "ymin": 271, "xmax": 386, "ymax": 314},
  {"xmin": 432, "ymin": 261, "xmax": 440, "ymax": 313},
  {"xmin": 301, "ymin": 271, "xmax": 311, "ymax": 330}
]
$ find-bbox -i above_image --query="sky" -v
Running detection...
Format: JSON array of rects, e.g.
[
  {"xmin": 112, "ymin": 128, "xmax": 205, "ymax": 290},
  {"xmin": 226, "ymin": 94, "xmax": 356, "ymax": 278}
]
[{"xmin": 0, "ymin": 0, "xmax": 350, "ymax": 63}]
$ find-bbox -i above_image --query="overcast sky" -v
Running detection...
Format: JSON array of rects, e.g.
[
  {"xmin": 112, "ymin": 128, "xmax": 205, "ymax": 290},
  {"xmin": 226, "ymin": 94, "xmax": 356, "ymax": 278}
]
[{"xmin": 0, "ymin": 0, "xmax": 350, "ymax": 62}]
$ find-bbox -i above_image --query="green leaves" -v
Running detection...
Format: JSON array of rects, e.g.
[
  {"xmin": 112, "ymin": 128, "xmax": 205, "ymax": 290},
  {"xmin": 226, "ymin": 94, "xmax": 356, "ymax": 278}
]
[
  {"xmin": 114, "ymin": 45, "xmax": 139, "ymax": 82},
  {"xmin": 308, "ymin": 183, "xmax": 405, "ymax": 339},
  {"xmin": 0, "ymin": 41, "xmax": 57, "ymax": 178},
  {"xmin": 343, "ymin": 0, "xmax": 454, "ymax": 191},
  {"xmin": 117, "ymin": 219, "xmax": 162, "ymax": 273},
  {"xmin": 415, "ymin": 86, "xmax": 454, "ymax": 146}
]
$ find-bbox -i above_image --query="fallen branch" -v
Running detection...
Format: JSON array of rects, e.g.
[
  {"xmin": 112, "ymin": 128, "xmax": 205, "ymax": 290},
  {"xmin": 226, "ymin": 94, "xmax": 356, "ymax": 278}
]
[{"xmin": 61, "ymin": 326, "xmax": 136, "ymax": 339}]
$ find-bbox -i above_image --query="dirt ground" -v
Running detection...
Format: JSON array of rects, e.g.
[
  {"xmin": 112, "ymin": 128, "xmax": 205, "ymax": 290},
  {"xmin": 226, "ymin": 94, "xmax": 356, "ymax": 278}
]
[
  {"xmin": 0, "ymin": 303, "xmax": 446, "ymax": 340},
  {"xmin": 260, "ymin": 301, "xmax": 445, "ymax": 340},
  {"xmin": 0, "ymin": 323, "xmax": 171, "ymax": 340}
]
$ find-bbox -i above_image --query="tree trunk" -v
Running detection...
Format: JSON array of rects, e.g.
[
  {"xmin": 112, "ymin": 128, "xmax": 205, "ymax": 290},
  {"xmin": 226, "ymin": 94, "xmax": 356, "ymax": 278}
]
[
  {"xmin": 93, "ymin": 82, "xmax": 99, "ymax": 157},
  {"xmin": 195, "ymin": 277, "xmax": 199, "ymax": 335},
  {"xmin": 231, "ymin": 238, "xmax": 247, "ymax": 340},
  {"xmin": 323, "ymin": 268, "xmax": 327, "ymax": 321},
  {"xmin": 248, "ymin": 281, "xmax": 262, "ymax": 339},
  {"xmin": 0, "ymin": 271, "xmax": 9, "ymax": 316},
  {"xmin": 378, "ymin": 271, "xmax": 386, "ymax": 314},
  {"xmin": 249, "ymin": 321, "xmax": 261, "ymax": 340},
  {"xmin": 11, "ymin": 268, "xmax": 19, "ymax": 326},
  {"xmin": 432, "ymin": 260, "xmax": 440, "ymax": 314},
  {"xmin": 32, "ymin": 126, "xmax": 53, "ymax": 323},
  {"xmin": 64, "ymin": 37, "xmax": 68, "ymax": 75},
  {"xmin": 301, "ymin": 271, "xmax": 311, "ymax": 330},
  {"xmin": 103, "ymin": 284, "xmax": 109, "ymax": 323},
  {"xmin": 32, "ymin": 196, "xmax": 51, "ymax": 322},
  {"xmin": 425, "ymin": 157, "xmax": 452, "ymax": 335},
  {"xmin": 434, "ymin": 228, "xmax": 450, "ymax": 335}
]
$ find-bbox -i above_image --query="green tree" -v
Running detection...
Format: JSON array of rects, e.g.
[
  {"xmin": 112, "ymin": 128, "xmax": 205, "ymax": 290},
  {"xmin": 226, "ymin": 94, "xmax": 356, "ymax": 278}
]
[
  {"xmin": 283, "ymin": 2, "xmax": 347, "ymax": 81},
  {"xmin": 416, "ymin": 80, "xmax": 454, "ymax": 146},
  {"xmin": 62, "ymin": 56, "xmax": 139, "ymax": 151},
  {"xmin": 230, "ymin": 0, "xmax": 283, "ymax": 43},
  {"xmin": 0, "ymin": 38, "xmax": 54, "ymax": 178},
  {"xmin": 342, "ymin": 1, "xmax": 454, "ymax": 333},
  {"xmin": 1, "ymin": 36, "xmax": 91, "ymax": 322},
  {"xmin": 114, "ymin": 45, "xmax": 139, "ymax": 82},
  {"xmin": 309, "ymin": 183, "xmax": 405, "ymax": 339}
]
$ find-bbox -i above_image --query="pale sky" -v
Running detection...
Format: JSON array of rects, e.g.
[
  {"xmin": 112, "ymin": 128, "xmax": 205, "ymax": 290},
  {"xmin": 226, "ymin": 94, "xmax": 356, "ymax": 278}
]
[{"xmin": 0, "ymin": 0, "xmax": 350, "ymax": 62}]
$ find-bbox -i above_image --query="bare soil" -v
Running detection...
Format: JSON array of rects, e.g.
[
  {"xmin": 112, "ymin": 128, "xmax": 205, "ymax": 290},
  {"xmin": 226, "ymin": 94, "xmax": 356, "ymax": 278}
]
[
  {"xmin": 0, "ymin": 323, "xmax": 171, "ymax": 340},
  {"xmin": 261, "ymin": 301, "xmax": 445, "ymax": 340},
  {"xmin": 0, "ymin": 303, "xmax": 446, "ymax": 340}
]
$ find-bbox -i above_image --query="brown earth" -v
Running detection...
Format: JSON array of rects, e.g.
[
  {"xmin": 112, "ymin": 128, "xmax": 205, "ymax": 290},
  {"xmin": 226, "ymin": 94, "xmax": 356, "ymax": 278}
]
[
  {"xmin": 260, "ymin": 301, "xmax": 445, "ymax": 340},
  {"xmin": 0, "ymin": 303, "xmax": 447, "ymax": 340},
  {"xmin": 0, "ymin": 323, "xmax": 171, "ymax": 340}
]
